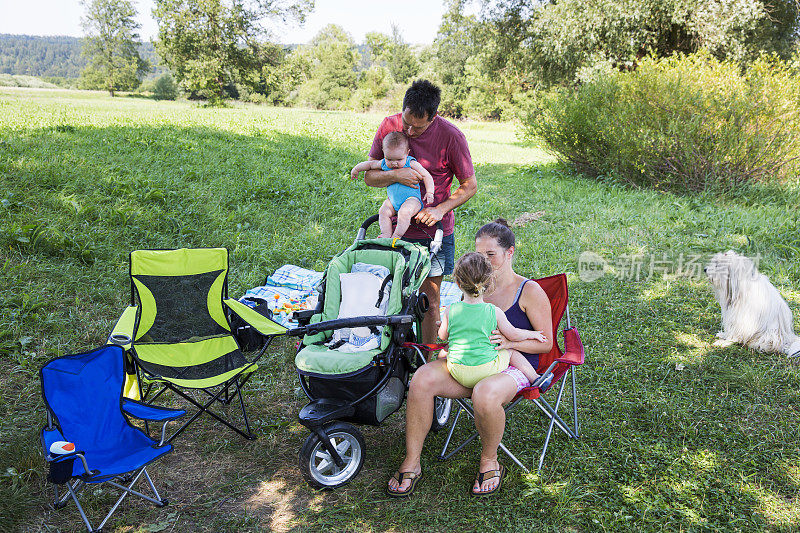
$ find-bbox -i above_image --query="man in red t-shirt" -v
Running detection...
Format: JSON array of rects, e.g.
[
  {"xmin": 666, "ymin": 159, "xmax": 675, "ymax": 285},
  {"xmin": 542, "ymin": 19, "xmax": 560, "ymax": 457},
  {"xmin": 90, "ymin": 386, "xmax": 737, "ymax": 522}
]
[{"xmin": 365, "ymin": 80, "xmax": 477, "ymax": 345}]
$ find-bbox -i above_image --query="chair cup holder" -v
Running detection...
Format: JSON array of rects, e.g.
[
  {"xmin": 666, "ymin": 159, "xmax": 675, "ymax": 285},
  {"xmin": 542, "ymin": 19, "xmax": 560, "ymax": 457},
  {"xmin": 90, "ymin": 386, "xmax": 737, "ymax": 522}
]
[
  {"xmin": 48, "ymin": 458, "xmax": 75, "ymax": 485},
  {"xmin": 109, "ymin": 333, "xmax": 132, "ymax": 346}
]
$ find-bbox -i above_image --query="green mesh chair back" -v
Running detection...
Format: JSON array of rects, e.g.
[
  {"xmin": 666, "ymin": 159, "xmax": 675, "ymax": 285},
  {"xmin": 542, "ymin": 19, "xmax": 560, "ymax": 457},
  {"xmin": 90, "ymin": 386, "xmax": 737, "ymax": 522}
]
[
  {"xmin": 112, "ymin": 247, "xmax": 287, "ymax": 442},
  {"xmin": 129, "ymin": 248, "xmax": 249, "ymax": 387}
]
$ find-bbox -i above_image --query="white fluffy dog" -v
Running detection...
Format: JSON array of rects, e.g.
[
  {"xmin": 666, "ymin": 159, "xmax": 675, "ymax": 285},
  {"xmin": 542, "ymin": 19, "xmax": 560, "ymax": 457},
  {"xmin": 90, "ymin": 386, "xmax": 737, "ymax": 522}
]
[{"xmin": 706, "ymin": 251, "xmax": 800, "ymax": 357}]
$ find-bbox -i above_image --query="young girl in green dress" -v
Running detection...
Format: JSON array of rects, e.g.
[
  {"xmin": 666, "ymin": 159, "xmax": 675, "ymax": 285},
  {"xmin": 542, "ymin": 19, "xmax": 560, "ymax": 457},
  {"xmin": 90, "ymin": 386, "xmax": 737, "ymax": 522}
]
[{"xmin": 439, "ymin": 252, "xmax": 550, "ymax": 389}]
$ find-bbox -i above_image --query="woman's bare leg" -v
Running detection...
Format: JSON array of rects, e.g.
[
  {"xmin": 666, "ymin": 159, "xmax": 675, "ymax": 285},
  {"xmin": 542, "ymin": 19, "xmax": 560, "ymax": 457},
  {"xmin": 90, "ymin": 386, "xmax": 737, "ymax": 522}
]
[
  {"xmin": 418, "ymin": 276, "xmax": 441, "ymax": 345},
  {"xmin": 470, "ymin": 372, "xmax": 519, "ymax": 494},
  {"xmin": 387, "ymin": 359, "xmax": 471, "ymax": 493}
]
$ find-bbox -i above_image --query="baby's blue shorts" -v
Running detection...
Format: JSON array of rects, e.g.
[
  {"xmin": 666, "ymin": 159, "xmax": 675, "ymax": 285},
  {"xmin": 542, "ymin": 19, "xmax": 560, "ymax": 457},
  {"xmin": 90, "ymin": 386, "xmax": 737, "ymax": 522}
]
[{"xmin": 387, "ymin": 182, "xmax": 423, "ymax": 212}]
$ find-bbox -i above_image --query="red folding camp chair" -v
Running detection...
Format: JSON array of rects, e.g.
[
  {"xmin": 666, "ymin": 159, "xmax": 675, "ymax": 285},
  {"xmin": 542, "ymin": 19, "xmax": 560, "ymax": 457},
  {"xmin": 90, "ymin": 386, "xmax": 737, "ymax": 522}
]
[{"xmin": 438, "ymin": 273, "xmax": 585, "ymax": 472}]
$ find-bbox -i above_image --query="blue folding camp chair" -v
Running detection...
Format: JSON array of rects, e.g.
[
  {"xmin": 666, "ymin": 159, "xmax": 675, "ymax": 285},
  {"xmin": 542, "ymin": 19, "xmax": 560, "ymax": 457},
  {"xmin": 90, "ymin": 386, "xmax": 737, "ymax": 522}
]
[{"xmin": 40, "ymin": 345, "xmax": 186, "ymax": 532}]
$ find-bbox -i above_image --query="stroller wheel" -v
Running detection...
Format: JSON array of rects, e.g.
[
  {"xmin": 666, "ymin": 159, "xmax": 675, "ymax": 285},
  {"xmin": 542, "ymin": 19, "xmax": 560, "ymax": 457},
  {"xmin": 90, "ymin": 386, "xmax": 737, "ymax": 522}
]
[
  {"xmin": 299, "ymin": 422, "xmax": 365, "ymax": 489},
  {"xmin": 430, "ymin": 396, "xmax": 452, "ymax": 432}
]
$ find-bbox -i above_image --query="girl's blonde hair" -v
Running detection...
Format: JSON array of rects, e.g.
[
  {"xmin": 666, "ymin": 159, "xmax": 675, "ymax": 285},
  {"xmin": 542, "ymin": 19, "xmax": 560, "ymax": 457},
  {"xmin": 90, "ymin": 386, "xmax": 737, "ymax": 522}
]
[{"xmin": 453, "ymin": 252, "xmax": 494, "ymax": 297}]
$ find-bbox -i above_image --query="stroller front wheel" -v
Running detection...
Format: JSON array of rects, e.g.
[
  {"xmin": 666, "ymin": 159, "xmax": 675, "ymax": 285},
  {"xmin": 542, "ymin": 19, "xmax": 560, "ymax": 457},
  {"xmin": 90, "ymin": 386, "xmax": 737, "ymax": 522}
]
[{"xmin": 299, "ymin": 422, "xmax": 365, "ymax": 489}]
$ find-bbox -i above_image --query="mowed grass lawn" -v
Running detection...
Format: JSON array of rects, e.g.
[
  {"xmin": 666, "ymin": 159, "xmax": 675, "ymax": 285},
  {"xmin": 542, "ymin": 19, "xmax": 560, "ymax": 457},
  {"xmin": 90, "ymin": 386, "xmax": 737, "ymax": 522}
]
[{"xmin": 2, "ymin": 87, "xmax": 800, "ymax": 532}]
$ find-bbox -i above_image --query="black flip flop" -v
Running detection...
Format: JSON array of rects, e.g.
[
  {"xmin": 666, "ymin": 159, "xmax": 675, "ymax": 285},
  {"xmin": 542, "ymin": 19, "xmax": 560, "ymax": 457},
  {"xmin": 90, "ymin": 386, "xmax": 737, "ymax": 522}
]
[
  {"xmin": 386, "ymin": 471, "xmax": 423, "ymax": 498},
  {"xmin": 471, "ymin": 464, "xmax": 506, "ymax": 497}
]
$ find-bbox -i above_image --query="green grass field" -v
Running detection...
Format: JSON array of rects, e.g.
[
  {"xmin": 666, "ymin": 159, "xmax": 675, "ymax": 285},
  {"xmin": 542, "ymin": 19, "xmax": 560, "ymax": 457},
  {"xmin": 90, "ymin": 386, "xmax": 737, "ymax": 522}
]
[{"xmin": 2, "ymin": 87, "xmax": 800, "ymax": 532}]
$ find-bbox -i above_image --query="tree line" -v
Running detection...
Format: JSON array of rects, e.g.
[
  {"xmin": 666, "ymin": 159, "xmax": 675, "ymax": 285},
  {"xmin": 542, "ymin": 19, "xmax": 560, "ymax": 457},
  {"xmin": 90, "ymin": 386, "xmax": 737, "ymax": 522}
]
[
  {"xmin": 0, "ymin": 35, "xmax": 87, "ymax": 78},
  {"xmin": 9, "ymin": 0, "xmax": 800, "ymax": 117},
  {"xmin": 0, "ymin": 34, "xmax": 164, "ymax": 82}
]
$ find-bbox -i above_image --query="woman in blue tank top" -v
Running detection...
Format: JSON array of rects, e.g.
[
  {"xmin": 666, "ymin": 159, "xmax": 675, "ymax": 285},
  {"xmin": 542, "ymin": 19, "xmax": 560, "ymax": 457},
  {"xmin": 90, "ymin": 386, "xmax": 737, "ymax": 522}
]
[{"xmin": 387, "ymin": 219, "xmax": 553, "ymax": 498}]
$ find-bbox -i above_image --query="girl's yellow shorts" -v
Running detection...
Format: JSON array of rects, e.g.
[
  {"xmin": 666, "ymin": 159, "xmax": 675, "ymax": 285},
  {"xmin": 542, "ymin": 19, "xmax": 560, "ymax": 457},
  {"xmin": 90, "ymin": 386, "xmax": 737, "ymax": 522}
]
[{"xmin": 446, "ymin": 349, "xmax": 511, "ymax": 388}]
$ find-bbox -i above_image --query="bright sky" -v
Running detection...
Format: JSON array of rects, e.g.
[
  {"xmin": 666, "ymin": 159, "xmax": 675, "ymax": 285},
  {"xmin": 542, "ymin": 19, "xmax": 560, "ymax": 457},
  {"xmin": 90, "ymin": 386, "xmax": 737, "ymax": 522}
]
[{"xmin": 0, "ymin": 0, "xmax": 461, "ymax": 45}]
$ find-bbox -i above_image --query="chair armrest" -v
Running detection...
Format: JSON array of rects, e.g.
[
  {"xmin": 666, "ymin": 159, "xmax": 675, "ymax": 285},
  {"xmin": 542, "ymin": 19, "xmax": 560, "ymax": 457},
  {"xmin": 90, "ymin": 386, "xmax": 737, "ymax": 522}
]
[
  {"xmin": 555, "ymin": 328, "xmax": 585, "ymax": 366},
  {"xmin": 123, "ymin": 400, "xmax": 185, "ymax": 446},
  {"xmin": 122, "ymin": 399, "xmax": 186, "ymax": 421},
  {"xmin": 41, "ymin": 428, "xmax": 95, "ymax": 477},
  {"xmin": 108, "ymin": 306, "xmax": 138, "ymax": 349},
  {"xmin": 45, "ymin": 449, "xmax": 96, "ymax": 481},
  {"xmin": 224, "ymin": 298, "xmax": 287, "ymax": 336}
]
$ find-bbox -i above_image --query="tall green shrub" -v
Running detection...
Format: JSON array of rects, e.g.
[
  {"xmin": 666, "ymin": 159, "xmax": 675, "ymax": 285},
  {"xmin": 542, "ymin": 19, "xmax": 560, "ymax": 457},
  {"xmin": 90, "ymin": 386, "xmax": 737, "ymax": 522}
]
[
  {"xmin": 524, "ymin": 52, "xmax": 800, "ymax": 191},
  {"xmin": 152, "ymin": 72, "xmax": 178, "ymax": 100}
]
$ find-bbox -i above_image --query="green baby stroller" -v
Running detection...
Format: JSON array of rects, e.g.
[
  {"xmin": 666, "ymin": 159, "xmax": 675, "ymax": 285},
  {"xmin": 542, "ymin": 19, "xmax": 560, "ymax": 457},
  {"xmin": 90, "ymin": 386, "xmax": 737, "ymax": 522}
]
[{"xmin": 287, "ymin": 215, "xmax": 452, "ymax": 488}]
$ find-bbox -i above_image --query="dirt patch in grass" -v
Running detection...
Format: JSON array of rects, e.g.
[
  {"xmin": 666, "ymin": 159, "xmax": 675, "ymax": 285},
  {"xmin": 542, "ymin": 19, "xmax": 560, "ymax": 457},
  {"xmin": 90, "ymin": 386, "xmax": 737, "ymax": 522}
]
[{"xmin": 511, "ymin": 210, "xmax": 545, "ymax": 227}]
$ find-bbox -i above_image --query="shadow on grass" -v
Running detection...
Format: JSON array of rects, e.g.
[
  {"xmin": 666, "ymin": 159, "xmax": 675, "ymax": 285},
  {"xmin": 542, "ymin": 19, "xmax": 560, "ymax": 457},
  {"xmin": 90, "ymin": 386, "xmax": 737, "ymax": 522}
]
[
  {"xmin": 0, "ymin": 124, "xmax": 383, "ymax": 272},
  {"xmin": 2, "ymin": 122, "xmax": 800, "ymax": 531}
]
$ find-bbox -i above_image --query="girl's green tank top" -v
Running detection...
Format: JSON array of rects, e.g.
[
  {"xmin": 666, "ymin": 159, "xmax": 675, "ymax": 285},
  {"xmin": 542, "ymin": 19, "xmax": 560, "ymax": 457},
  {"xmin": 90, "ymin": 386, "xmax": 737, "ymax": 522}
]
[{"xmin": 446, "ymin": 301, "xmax": 498, "ymax": 366}]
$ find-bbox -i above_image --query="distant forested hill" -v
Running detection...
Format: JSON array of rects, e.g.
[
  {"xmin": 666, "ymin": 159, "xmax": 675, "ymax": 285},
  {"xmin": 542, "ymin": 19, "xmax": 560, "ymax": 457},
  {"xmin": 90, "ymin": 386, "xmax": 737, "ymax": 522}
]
[{"xmin": 0, "ymin": 34, "xmax": 165, "ymax": 79}]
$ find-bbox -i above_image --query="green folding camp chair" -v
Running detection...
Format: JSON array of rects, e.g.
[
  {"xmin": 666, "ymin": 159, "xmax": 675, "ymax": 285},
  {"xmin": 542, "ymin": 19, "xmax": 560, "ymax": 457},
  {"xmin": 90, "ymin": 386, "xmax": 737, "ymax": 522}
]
[{"xmin": 108, "ymin": 248, "xmax": 286, "ymax": 443}]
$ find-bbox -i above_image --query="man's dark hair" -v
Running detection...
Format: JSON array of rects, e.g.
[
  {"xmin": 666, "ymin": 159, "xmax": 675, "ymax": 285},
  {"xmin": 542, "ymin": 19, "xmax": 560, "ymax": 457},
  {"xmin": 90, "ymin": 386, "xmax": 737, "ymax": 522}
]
[{"xmin": 402, "ymin": 79, "xmax": 441, "ymax": 121}]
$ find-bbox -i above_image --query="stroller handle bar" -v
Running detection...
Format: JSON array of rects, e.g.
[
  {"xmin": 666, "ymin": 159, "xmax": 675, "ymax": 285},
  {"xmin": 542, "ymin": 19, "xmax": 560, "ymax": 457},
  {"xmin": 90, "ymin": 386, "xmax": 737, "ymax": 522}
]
[
  {"xmin": 356, "ymin": 215, "xmax": 444, "ymax": 254},
  {"xmin": 287, "ymin": 314, "xmax": 413, "ymax": 337}
]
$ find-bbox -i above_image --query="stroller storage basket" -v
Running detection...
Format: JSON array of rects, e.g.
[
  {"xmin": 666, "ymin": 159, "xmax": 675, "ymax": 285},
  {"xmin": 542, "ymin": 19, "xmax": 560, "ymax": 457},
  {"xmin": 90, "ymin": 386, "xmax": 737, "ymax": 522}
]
[{"xmin": 304, "ymin": 361, "xmax": 408, "ymax": 426}]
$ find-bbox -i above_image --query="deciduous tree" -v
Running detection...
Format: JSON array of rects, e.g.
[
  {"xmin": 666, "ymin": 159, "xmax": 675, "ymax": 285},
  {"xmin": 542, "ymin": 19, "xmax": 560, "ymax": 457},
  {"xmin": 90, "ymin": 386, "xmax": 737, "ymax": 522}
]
[
  {"xmin": 364, "ymin": 31, "xmax": 391, "ymax": 66},
  {"xmin": 152, "ymin": 72, "xmax": 178, "ymax": 100},
  {"xmin": 80, "ymin": 0, "xmax": 148, "ymax": 96},
  {"xmin": 153, "ymin": 0, "xmax": 311, "ymax": 104},
  {"xmin": 427, "ymin": 0, "xmax": 479, "ymax": 116},
  {"xmin": 480, "ymin": 0, "xmax": 800, "ymax": 87}
]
